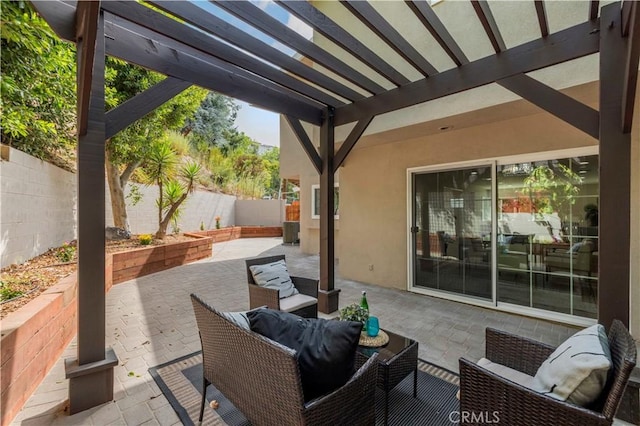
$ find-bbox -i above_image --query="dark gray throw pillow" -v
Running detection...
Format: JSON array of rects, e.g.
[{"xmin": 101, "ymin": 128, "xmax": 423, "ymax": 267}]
[{"xmin": 246, "ymin": 309, "xmax": 362, "ymax": 401}]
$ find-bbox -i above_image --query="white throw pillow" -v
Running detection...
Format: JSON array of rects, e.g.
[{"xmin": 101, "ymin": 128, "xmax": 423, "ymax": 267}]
[
  {"xmin": 221, "ymin": 311, "xmax": 250, "ymax": 330},
  {"xmin": 249, "ymin": 259, "xmax": 299, "ymax": 299},
  {"xmin": 532, "ymin": 324, "xmax": 611, "ymax": 406}
]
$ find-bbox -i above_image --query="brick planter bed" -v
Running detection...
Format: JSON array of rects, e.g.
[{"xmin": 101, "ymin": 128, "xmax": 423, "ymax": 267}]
[
  {"xmin": 108, "ymin": 233, "xmax": 213, "ymax": 288},
  {"xmin": 193, "ymin": 226, "xmax": 282, "ymax": 241},
  {"xmin": 0, "ymin": 227, "xmax": 283, "ymax": 424},
  {"xmin": 1, "ymin": 233, "xmax": 213, "ymax": 426}
]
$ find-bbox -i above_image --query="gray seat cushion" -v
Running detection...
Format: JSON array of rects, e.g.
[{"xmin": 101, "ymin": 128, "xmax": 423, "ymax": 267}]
[{"xmin": 280, "ymin": 293, "xmax": 317, "ymax": 313}]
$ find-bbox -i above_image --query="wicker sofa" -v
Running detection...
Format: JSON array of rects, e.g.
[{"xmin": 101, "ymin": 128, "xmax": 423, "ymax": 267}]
[{"xmin": 190, "ymin": 294, "xmax": 379, "ymax": 426}]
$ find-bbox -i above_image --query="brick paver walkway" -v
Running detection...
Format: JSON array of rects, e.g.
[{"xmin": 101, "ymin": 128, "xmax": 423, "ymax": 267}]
[{"xmin": 12, "ymin": 237, "xmax": 580, "ymax": 425}]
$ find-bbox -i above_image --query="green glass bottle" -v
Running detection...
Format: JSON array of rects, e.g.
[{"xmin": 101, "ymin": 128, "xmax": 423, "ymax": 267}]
[{"xmin": 360, "ymin": 291, "xmax": 369, "ymax": 331}]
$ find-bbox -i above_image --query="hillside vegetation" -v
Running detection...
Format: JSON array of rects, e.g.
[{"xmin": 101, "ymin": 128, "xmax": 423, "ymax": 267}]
[{"xmin": 1, "ymin": 1, "xmax": 282, "ymax": 235}]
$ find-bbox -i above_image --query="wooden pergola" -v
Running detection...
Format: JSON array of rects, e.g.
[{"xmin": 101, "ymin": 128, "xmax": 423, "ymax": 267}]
[{"xmin": 32, "ymin": 0, "xmax": 639, "ymax": 414}]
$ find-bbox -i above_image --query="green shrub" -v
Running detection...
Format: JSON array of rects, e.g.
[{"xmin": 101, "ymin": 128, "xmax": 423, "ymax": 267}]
[
  {"xmin": 0, "ymin": 281, "xmax": 24, "ymax": 302},
  {"xmin": 56, "ymin": 242, "xmax": 75, "ymax": 263},
  {"xmin": 339, "ymin": 303, "xmax": 369, "ymax": 326}
]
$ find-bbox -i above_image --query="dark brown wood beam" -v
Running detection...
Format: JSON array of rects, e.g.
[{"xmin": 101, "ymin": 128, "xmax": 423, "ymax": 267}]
[
  {"xmin": 497, "ymin": 74, "xmax": 599, "ymax": 139},
  {"xmin": 105, "ymin": 77, "xmax": 192, "ymax": 139},
  {"xmin": 275, "ymin": 0, "xmax": 410, "ymax": 86},
  {"xmin": 333, "ymin": 116, "xmax": 374, "ymax": 173},
  {"xmin": 214, "ymin": 1, "xmax": 386, "ymax": 95},
  {"xmin": 622, "ymin": 0, "xmax": 634, "ymax": 36},
  {"xmin": 590, "ymin": 1, "xmax": 600, "ymax": 21},
  {"xmin": 598, "ymin": 3, "xmax": 631, "ymax": 328},
  {"xmin": 471, "ymin": 0, "xmax": 507, "ymax": 53},
  {"xmin": 343, "ymin": 1, "xmax": 437, "ymax": 77},
  {"xmin": 284, "ymin": 116, "xmax": 322, "ymax": 174},
  {"xmin": 405, "ymin": 0, "xmax": 469, "ymax": 66},
  {"xmin": 76, "ymin": 1, "xmax": 100, "ymax": 137},
  {"xmin": 318, "ymin": 108, "xmax": 340, "ymax": 314},
  {"xmin": 31, "ymin": 0, "xmax": 76, "ymax": 41},
  {"xmin": 104, "ymin": 16, "xmax": 323, "ymax": 125},
  {"xmin": 535, "ymin": 1, "xmax": 549, "ymax": 37},
  {"xmin": 335, "ymin": 20, "xmax": 600, "ymax": 126},
  {"xmin": 103, "ymin": 1, "xmax": 343, "ymax": 108},
  {"xmin": 149, "ymin": 1, "xmax": 363, "ymax": 103},
  {"xmin": 67, "ymin": 6, "xmax": 118, "ymax": 414},
  {"xmin": 621, "ymin": 0, "xmax": 639, "ymax": 132}
]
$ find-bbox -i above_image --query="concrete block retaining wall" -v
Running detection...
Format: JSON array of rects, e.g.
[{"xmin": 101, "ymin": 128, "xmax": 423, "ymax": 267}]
[
  {"xmin": 0, "ymin": 273, "xmax": 77, "ymax": 426},
  {"xmin": 0, "ymin": 234, "xmax": 214, "ymax": 426},
  {"xmin": 0, "ymin": 147, "xmax": 76, "ymax": 267},
  {"xmin": 1, "ymin": 146, "xmax": 285, "ymax": 268}
]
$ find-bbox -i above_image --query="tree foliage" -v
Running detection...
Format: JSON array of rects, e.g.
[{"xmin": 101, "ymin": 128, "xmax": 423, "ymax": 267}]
[
  {"xmin": 184, "ymin": 92, "xmax": 238, "ymax": 151},
  {"xmin": 0, "ymin": 0, "xmax": 76, "ymax": 167}
]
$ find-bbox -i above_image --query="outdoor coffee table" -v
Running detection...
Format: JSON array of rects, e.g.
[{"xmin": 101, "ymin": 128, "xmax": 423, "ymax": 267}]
[{"xmin": 355, "ymin": 329, "xmax": 418, "ymax": 425}]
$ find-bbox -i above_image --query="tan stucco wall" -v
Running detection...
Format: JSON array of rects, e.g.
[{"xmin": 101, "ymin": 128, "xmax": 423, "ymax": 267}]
[
  {"xmin": 337, "ymin": 109, "xmax": 599, "ymax": 290},
  {"xmin": 280, "ymin": 116, "xmax": 341, "ymax": 257}
]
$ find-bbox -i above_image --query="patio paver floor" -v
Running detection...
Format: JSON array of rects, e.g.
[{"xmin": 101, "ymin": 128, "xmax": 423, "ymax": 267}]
[{"xmin": 11, "ymin": 237, "xmax": 580, "ymax": 425}]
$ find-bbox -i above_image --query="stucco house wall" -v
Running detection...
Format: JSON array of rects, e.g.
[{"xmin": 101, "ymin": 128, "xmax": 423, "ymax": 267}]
[{"xmin": 280, "ymin": 0, "xmax": 639, "ymax": 332}]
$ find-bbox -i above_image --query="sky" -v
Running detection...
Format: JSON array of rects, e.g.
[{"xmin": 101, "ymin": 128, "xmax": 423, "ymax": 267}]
[
  {"xmin": 196, "ymin": 1, "xmax": 314, "ymax": 148},
  {"xmin": 235, "ymin": 101, "xmax": 280, "ymax": 147}
]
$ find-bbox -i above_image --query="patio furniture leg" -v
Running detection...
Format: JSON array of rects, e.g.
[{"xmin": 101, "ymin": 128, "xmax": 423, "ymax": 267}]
[
  {"xmin": 413, "ymin": 367, "xmax": 418, "ymax": 398},
  {"xmin": 199, "ymin": 377, "xmax": 209, "ymax": 422}
]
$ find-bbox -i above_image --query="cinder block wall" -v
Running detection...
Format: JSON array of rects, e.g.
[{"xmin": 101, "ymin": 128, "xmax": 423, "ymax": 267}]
[
  {"xmin": 235, "ymin": 199, "xmax": 285, "ymax": 227},
  {"xmin": 1, "ymin": 146, "xmax": 285, "ymax": 267},
  {"xmin": 0, "ymin": 147, "xmax": 76, "ymax": 267},
  {"xmin": 105, "ymin": 184, "xmax": 237, "ymax": 234}
]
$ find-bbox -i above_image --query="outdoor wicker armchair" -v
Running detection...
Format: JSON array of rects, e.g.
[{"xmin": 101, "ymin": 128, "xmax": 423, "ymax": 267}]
[
  {"xmin": 459, "ymin": 320, "xmax": 637, "ymax": 425},
  {"xmin": 246, "ymin": 254, "xmax": 318, "ymax": 318},
  {"xmin": 191, "ymin": 294, "xmax": 379, "ymax": 426}
]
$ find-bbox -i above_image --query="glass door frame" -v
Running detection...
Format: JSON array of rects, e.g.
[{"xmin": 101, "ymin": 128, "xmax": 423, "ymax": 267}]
[
  {"xmin": 406, "ymin": 147, "xmax": 598, "ymax": 327},
  {"xmin": 406, "ymin": 159, "xmax": 497, "ymax": 309}
]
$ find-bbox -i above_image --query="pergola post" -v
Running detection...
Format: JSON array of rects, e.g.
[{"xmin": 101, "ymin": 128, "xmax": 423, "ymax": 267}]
[
  {"xmin": 64, "ymin": 4, "xmax": 117, "ymax": 414},
  {"xmin": 598, "ymin": 3, "xmax": 632, "ymax": 328},
  {"xmin": 318, "ymin": 107, "xmax": 340, "ymax": 313}
]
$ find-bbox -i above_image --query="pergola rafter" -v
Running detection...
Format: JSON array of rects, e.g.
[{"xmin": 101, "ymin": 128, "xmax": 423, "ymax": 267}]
[{"xmin": 28, "ymin": 0, "xmax": 640, "ymax": 415}]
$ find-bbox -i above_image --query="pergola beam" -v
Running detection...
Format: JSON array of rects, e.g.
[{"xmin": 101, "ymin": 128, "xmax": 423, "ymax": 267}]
[
  {"xmin": 405, "ymin": 0, "xmax": 469, "ymax": 66},
  {"xmin": 277, "ymin": 1, "xmax": 410, "ymax": 86},
  {"xmin": 343, "ymin": 1, "xmax": 437, "ymax": 77},
  {"xmin": 149, "ymin": 1, "xmax": 363, "ymax": 103},
  {"xmin": 598, "ymin": 3, "xmax": 631, "ymax": 328},
  {"xmin": 333, "ymin": 116, "xmax": 375, "ymax": 173},
  {"xmin": 318, "ymin": 108, "xmax": 340, "ymax": 314},
  {"xmin": 104, "ymin": 16, "xmax": 323, "ymax": 125},
  {"xmin": 621, "ymin": 0, "xmax": 640, "ymax": 132},
  {"xmin": 471, "ymin": 0, "xmax": 506, "ymax": 53},
  {"xmin": 590, "ymin": 1, "xmax": 600, "ymax": 21},
  {"xmin": 334, "ymin": 20, "xmax": 600, "ymax": 126},
  {"xmin": 103, "ymin": 1, "xmax": 344, "ymax": 108},
  {"xmin": 215, "ymin": 1, "xmax": 386, "ymax": 95},
  {"xmin": 105, "ymin": 77, "xmax": 192, "ymax": 140},
  {"xmin": 76, "ymin": 1, "xmax": 100, "ymax": 137},
  {"xmin": 284, "ymin": 116, "xmax": 322, "ymax": 175},
  {"xmin": 535, "ymin": 1, "xmax": 549, "ymax": 38},
  {"xmin": 65, "ymin": 4, "xmax": 118, "ymax": 414},
  {"xmin": 497, "ymin": 74, "xmax": 599, "ymax": 139}
]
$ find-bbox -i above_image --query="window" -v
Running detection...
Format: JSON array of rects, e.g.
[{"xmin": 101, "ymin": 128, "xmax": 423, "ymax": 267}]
[{"xmin": 311, "ymin": 184, "xmax": 339, "ymax": 219}]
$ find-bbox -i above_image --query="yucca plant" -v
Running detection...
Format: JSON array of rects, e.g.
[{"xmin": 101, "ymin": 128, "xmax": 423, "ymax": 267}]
[{"xmin": 155, "ymin": 161, "xmax": 201, "ymax": 239}]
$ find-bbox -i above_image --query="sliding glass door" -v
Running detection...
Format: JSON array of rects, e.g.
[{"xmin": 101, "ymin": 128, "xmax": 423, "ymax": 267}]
[
  {"xmin": 496, "ymin": 155, "xmax": 598, "ymax": 319},
  {"xmin": 409, "ymin": 151, "xmax": 598, "ymax": 321},
  {"xmin": 411, "ymin": 165, "xmax": 493, "ymax": 300}
]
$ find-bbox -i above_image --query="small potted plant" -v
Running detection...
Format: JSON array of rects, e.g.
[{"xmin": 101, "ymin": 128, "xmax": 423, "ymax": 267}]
[{"xmin": 339, "ymin": 303, "xmax": 369, "ymax": 329}]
